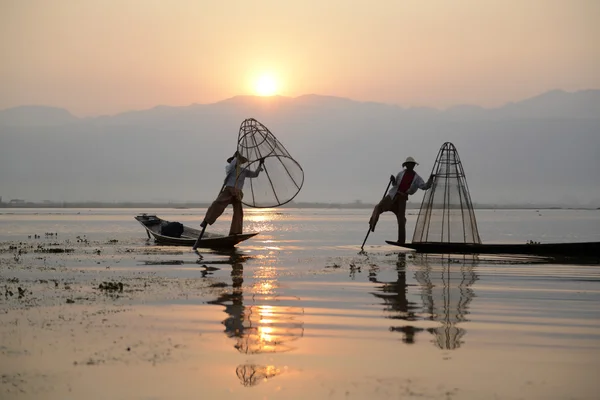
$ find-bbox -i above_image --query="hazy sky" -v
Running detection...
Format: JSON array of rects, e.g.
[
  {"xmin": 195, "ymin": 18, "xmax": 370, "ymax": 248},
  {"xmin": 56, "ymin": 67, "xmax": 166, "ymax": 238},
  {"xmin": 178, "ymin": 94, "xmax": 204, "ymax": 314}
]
[{"xmin": 1, "ymin": 0, "xmax": 599, "ymax": 116}]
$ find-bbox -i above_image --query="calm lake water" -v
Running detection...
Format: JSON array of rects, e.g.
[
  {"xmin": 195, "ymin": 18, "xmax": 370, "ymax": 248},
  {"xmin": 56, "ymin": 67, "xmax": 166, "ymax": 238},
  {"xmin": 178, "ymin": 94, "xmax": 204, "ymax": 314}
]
[{"xmin": 1, "ymin": 208, "xmax": 599, "ymax": 399}]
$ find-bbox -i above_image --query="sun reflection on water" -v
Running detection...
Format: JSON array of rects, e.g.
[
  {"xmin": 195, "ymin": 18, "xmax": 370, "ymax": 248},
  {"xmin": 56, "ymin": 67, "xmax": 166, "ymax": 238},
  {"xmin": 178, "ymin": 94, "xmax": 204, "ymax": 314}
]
[
  {"xmin": 258, "ymin": 305, "xmax": 274, "ymax": 317},
  {"xmin": 208, "ymin": 261, "xmax": 304, "ymax": 359},
  {"xmin": 204, "ymin": 248, "xmax": 304, "ymax": 387},
  {"xmin": 245, "ymin": 209, "xmax": 282, "ymax": 223},
  {"xmin": 245, "ymin": 209, "xmax": 282, "ymax": 233},
  {"xmin": 259, "ymin": 326, "xmax": 274, "ymax": 343},
  {"xmin": 254, "ymin": 281, "xmax": 275, "ymax": 295}
]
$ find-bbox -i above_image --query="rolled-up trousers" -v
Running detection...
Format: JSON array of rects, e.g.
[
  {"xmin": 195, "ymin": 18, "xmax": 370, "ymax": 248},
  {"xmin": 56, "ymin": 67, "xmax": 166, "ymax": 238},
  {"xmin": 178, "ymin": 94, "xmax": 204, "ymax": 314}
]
[
  {"xmin": 203, "ymin": 186, "xmax": 243, "ymax": 235},
  {"xmin": 369, "ymin": 193, "xmax": 408, "ymax": 244}
]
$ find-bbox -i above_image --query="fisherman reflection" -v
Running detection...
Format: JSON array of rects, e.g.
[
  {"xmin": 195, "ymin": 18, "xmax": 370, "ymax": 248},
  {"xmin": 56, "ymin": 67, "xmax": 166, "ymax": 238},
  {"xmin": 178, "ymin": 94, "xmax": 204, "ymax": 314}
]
[
  {"xmin": 209, "ymin": 262, "xmax": 245, "ymax": 345},
  {"xmin": 370, "ymin": 253, "xmax": 423, "ymax": 344},
  {"xmin": 207, "ymin": 256, "xmax": 303, "ymax": 387},
  {"xmin": 414, "ymin": 254, "xmax": 478, "ymax": 350},
  {"xmin": 200, "ymin": 250, "xmax": 248, "ymax": 278}
]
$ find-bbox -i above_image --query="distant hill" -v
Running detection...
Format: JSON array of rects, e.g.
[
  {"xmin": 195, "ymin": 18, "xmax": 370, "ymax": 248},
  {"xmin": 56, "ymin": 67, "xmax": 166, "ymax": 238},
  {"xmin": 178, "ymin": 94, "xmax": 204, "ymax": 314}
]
[
  {"xmin": 0, "ymin": 105, "xmax": 78, "ymax": 126},
  {"xmin": 2, "ymin": 89, "xmax": 599, "ymax": 125},
  {"xmin": 1, "ymin": 90, "xmax": 599, "ymax": 207},
  {"xmin": 496, "ymin": 89, "xmax": 600, "ymax": 119}
]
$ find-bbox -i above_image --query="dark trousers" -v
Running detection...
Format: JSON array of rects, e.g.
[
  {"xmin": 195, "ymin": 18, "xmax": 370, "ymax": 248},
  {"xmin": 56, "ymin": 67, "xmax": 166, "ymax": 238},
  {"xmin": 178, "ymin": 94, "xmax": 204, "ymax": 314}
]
[
  {"xmin": 369, "ymin": 194, "xmax": 408, "ymax": 244},
  {"xmin": 203, "ymin": 186, "xmax": 244, "ymax": 235}
]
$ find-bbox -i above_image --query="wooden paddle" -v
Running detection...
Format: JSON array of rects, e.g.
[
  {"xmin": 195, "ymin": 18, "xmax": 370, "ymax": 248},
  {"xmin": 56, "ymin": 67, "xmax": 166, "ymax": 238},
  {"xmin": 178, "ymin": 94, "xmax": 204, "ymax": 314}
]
[{"xmin": 360, "ymin": 179, "xmax": 393, "ymax": 252}]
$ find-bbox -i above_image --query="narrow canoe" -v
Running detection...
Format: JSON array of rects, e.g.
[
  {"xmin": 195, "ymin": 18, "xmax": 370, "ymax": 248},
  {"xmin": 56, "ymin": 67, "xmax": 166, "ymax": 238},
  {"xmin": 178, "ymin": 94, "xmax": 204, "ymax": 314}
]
[
  {"xmin": 135, "ymin": 214, "xmax": 258, "ymax": 248},
  {"xmin": 386, "ymin": 241, "xmax": 600, "ymax": 258}
]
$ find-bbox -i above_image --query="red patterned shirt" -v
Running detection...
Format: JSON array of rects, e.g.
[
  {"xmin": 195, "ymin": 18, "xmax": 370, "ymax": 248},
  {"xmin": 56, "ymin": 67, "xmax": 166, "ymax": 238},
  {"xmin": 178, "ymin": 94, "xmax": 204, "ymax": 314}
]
[{"xmin": 398, "ymin": 170, "xmax": 415, "ymax": 193}]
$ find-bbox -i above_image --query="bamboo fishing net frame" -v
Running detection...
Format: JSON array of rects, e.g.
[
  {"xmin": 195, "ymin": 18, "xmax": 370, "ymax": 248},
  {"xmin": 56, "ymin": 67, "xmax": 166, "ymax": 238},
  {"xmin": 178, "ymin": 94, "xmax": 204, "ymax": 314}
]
[
  {"xmin": 236, "ymin": 118, "xmax": 304, "ymax": 208},
  {"xmin": 412, "ymin": 142, "xmax": 481, "ymax": 244}
]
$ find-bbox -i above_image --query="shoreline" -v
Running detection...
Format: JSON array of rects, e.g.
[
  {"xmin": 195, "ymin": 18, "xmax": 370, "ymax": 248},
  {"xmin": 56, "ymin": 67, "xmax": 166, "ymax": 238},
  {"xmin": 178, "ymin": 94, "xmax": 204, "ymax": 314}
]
[{"xmin": 0, "ymin": 202, "xmax": 598, "ymax": 210}]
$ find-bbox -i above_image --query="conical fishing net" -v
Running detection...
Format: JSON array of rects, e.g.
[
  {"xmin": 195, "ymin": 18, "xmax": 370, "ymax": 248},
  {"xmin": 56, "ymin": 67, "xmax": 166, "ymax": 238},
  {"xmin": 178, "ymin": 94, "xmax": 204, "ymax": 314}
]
[
  {"xmin": 236, "ymin": 118, "xmax": 304, "ymax": 208},
  {"xmin": 412, "ymin": 142, "xmax": 481, "ymax": 244}
]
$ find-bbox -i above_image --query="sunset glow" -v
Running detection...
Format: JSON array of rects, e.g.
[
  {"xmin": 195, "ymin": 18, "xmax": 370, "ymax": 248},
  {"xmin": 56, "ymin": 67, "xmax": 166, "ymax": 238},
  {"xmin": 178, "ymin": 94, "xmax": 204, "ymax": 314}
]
[
  {"xmin": 254, "ymin": 75, "xmax": 278, "ymax": 96},
  {"xmin": 1, "ymin": 1, "xmax": 597, "ymax": 116}
]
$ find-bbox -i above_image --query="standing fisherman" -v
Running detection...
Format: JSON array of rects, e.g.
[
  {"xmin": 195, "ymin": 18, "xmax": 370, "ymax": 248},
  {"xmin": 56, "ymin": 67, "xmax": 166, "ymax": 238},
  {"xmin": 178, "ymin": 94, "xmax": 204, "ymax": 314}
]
[
  {"xmin": 369, "ymin": 157, "xmax": 433, "ymax": 244},
  {"xmin": 200, "ymin": 151, "xmax": 264, "ymax": 236}
]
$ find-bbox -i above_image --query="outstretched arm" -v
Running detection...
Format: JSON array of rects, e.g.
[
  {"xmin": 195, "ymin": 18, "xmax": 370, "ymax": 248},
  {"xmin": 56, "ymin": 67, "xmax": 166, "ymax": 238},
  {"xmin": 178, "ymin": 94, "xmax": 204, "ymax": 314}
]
[
  {"xmin": 244, "ymin": 158, "xmax": 265, "ymax": 178},
  {"xmin": 421, "ymin": 174, "xmax": 434, "ymax": 190},
  {"xmin": 406, "ymin": 174, "xmax": 434, "ymax": 195}
]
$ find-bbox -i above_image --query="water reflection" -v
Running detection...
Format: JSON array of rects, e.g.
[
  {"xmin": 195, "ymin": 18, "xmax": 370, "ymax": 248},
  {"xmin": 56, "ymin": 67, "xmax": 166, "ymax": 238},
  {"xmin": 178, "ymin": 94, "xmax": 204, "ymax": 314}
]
[
  {"xmin": 207, "ymin": 252, "xmax": 304, "ymax": 386},
  {"xmin": 244, "ymin": 209, "xmax": 283, "ymax": 234},
  {"xmin": 414, "ymin": 255, "xmax": 478, "ymax": 350},
  {"xmin": 369, "ymin": 254, "xmax": 423, "ymax": 343},
  {"xmin": 236, "ymin": 364, "xmax": 283, "ymax": 387}
]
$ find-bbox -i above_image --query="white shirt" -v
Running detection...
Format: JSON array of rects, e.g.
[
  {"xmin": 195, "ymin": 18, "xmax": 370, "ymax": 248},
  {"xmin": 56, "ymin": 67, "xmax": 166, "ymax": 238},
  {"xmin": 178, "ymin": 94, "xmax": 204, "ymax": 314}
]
[
  {"xmin": 387, "ymin": 170, "xmax": 432, "ymax": 198},
  {"xmin": 224, "ymin": 158, "xmax": 262, "ymax": 189}
]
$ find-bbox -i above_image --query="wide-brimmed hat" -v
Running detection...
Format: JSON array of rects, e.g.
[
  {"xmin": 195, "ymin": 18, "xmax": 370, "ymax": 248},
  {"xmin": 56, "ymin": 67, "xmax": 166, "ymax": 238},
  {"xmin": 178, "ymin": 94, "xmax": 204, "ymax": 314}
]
[
  {"xmin": 402, "ymin": 156, "xmax": 418, "ymax": 167},
  {"xmin": 227, "ymin": 151, "xmax": 248, "ymax": 163}
]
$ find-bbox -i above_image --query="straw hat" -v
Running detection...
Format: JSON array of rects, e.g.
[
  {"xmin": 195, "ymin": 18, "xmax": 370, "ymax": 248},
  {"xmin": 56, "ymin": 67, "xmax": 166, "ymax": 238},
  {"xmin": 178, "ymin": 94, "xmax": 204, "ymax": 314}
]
[
  {"xmin": 227, "ymin": 151, "xmax": 248, "ymax": 163},
  {"xmin": 402, "ymin": 156, "xmax": 418, "ymax": 167}
]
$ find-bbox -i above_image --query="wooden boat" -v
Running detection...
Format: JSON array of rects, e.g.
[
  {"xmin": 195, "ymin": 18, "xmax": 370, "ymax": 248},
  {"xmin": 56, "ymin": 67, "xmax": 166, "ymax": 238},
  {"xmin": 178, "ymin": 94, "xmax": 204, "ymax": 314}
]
[
  {"xmin": 135, "ymin": 214, "xmax": 258, "ymax": 248},
  {"xmin": 386, "ymin": 240, "xmax": 600, "ymax": 259}
]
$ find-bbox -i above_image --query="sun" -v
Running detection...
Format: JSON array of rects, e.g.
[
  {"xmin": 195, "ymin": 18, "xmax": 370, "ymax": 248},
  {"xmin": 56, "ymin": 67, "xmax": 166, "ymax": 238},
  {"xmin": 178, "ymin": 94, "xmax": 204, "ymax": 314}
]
[{"xmin": 254, "ymin": 74, "xmax": 278, "ymax": 96}]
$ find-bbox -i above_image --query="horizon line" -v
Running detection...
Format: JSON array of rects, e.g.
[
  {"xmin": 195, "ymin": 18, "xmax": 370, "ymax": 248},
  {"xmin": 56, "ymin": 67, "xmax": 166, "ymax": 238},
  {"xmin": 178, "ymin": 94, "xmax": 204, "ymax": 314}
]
[
  {"xmin": 1, "ymin": 200, "xmax": 598, "ymax": 209},
  {"xmin": 2, "ymin": 88, "xmax": 599, "ymax": 118}
]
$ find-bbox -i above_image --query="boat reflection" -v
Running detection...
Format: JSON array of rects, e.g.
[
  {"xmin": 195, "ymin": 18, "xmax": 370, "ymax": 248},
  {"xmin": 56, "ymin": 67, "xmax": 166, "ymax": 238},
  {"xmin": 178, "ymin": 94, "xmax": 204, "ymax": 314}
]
[
  {"xmin": 369, "ymin": 253, "xmax": 423, "ymax": 343},
  {"xmin": 413, "ymin": 254, "xmax": 478, "ymax": 350},
  {"xmin": 207, "ymin": 253, "xmax": 304, "ymax": 386}
]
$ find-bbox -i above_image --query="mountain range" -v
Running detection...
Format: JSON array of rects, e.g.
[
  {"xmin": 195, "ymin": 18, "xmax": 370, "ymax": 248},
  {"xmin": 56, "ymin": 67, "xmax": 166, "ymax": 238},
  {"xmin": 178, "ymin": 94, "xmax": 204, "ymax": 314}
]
[{"xmin": 1, "ymin": 89, "xmax": 599, "ymax": 207}]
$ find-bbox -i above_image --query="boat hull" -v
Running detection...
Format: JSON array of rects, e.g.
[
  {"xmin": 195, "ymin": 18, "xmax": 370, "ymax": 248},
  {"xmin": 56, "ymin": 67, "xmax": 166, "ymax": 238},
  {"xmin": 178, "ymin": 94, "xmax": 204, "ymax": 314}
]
[
  {"xmin": 386, "ymin": 241, "xmax": 600, "ymax": 258},
  {"xmin": 135, "ymin": 214, "xmax": 258, "ymax": 248}
]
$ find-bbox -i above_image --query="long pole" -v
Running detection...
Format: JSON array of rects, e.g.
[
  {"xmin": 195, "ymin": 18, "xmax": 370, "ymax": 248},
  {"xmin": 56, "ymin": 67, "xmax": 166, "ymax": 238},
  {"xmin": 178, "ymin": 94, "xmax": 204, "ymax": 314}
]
[{"xmin": 360, "ymin": 180, "xmax": 392, "ymax": 252}]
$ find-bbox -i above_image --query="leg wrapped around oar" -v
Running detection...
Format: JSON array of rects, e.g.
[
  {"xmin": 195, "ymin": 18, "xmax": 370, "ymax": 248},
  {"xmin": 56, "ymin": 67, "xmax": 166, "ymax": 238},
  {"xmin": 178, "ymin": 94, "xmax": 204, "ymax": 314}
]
[
  {"xmin": 360, "ymin": 180, "xmax": 392, "ymax": 251},
  {"xmin": 369, "ymin": 195, "xmax": 394, "ymax": 232},
  {"xmin": 204, "ymin": 187, "xmax": 237, "ymax": 226}
]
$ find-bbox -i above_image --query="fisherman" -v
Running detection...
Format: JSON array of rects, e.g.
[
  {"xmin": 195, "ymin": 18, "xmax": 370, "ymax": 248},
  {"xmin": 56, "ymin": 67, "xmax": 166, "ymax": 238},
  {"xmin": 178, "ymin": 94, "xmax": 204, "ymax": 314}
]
[
  {"xmin": 200, "ymin": 151, "xmax": 264, "ymax": 236},
  {"xmin": 369, "ymin": 156, "xmax": 433, "ymax": 244}
]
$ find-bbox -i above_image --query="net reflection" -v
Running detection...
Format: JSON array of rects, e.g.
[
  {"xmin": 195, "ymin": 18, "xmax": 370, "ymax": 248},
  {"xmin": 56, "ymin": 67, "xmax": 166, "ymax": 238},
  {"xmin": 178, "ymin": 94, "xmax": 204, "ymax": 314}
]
[
  {"xmin": 413, "ymin": 254, "xmax": 479, "ymax": 350},
  {"xmin": 369, "ymin": 254, "xmax": 423, "ymax": 344},
  {"xmin": 235, "ymin": 364, "xmax": 283, "ymax": 387}
]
